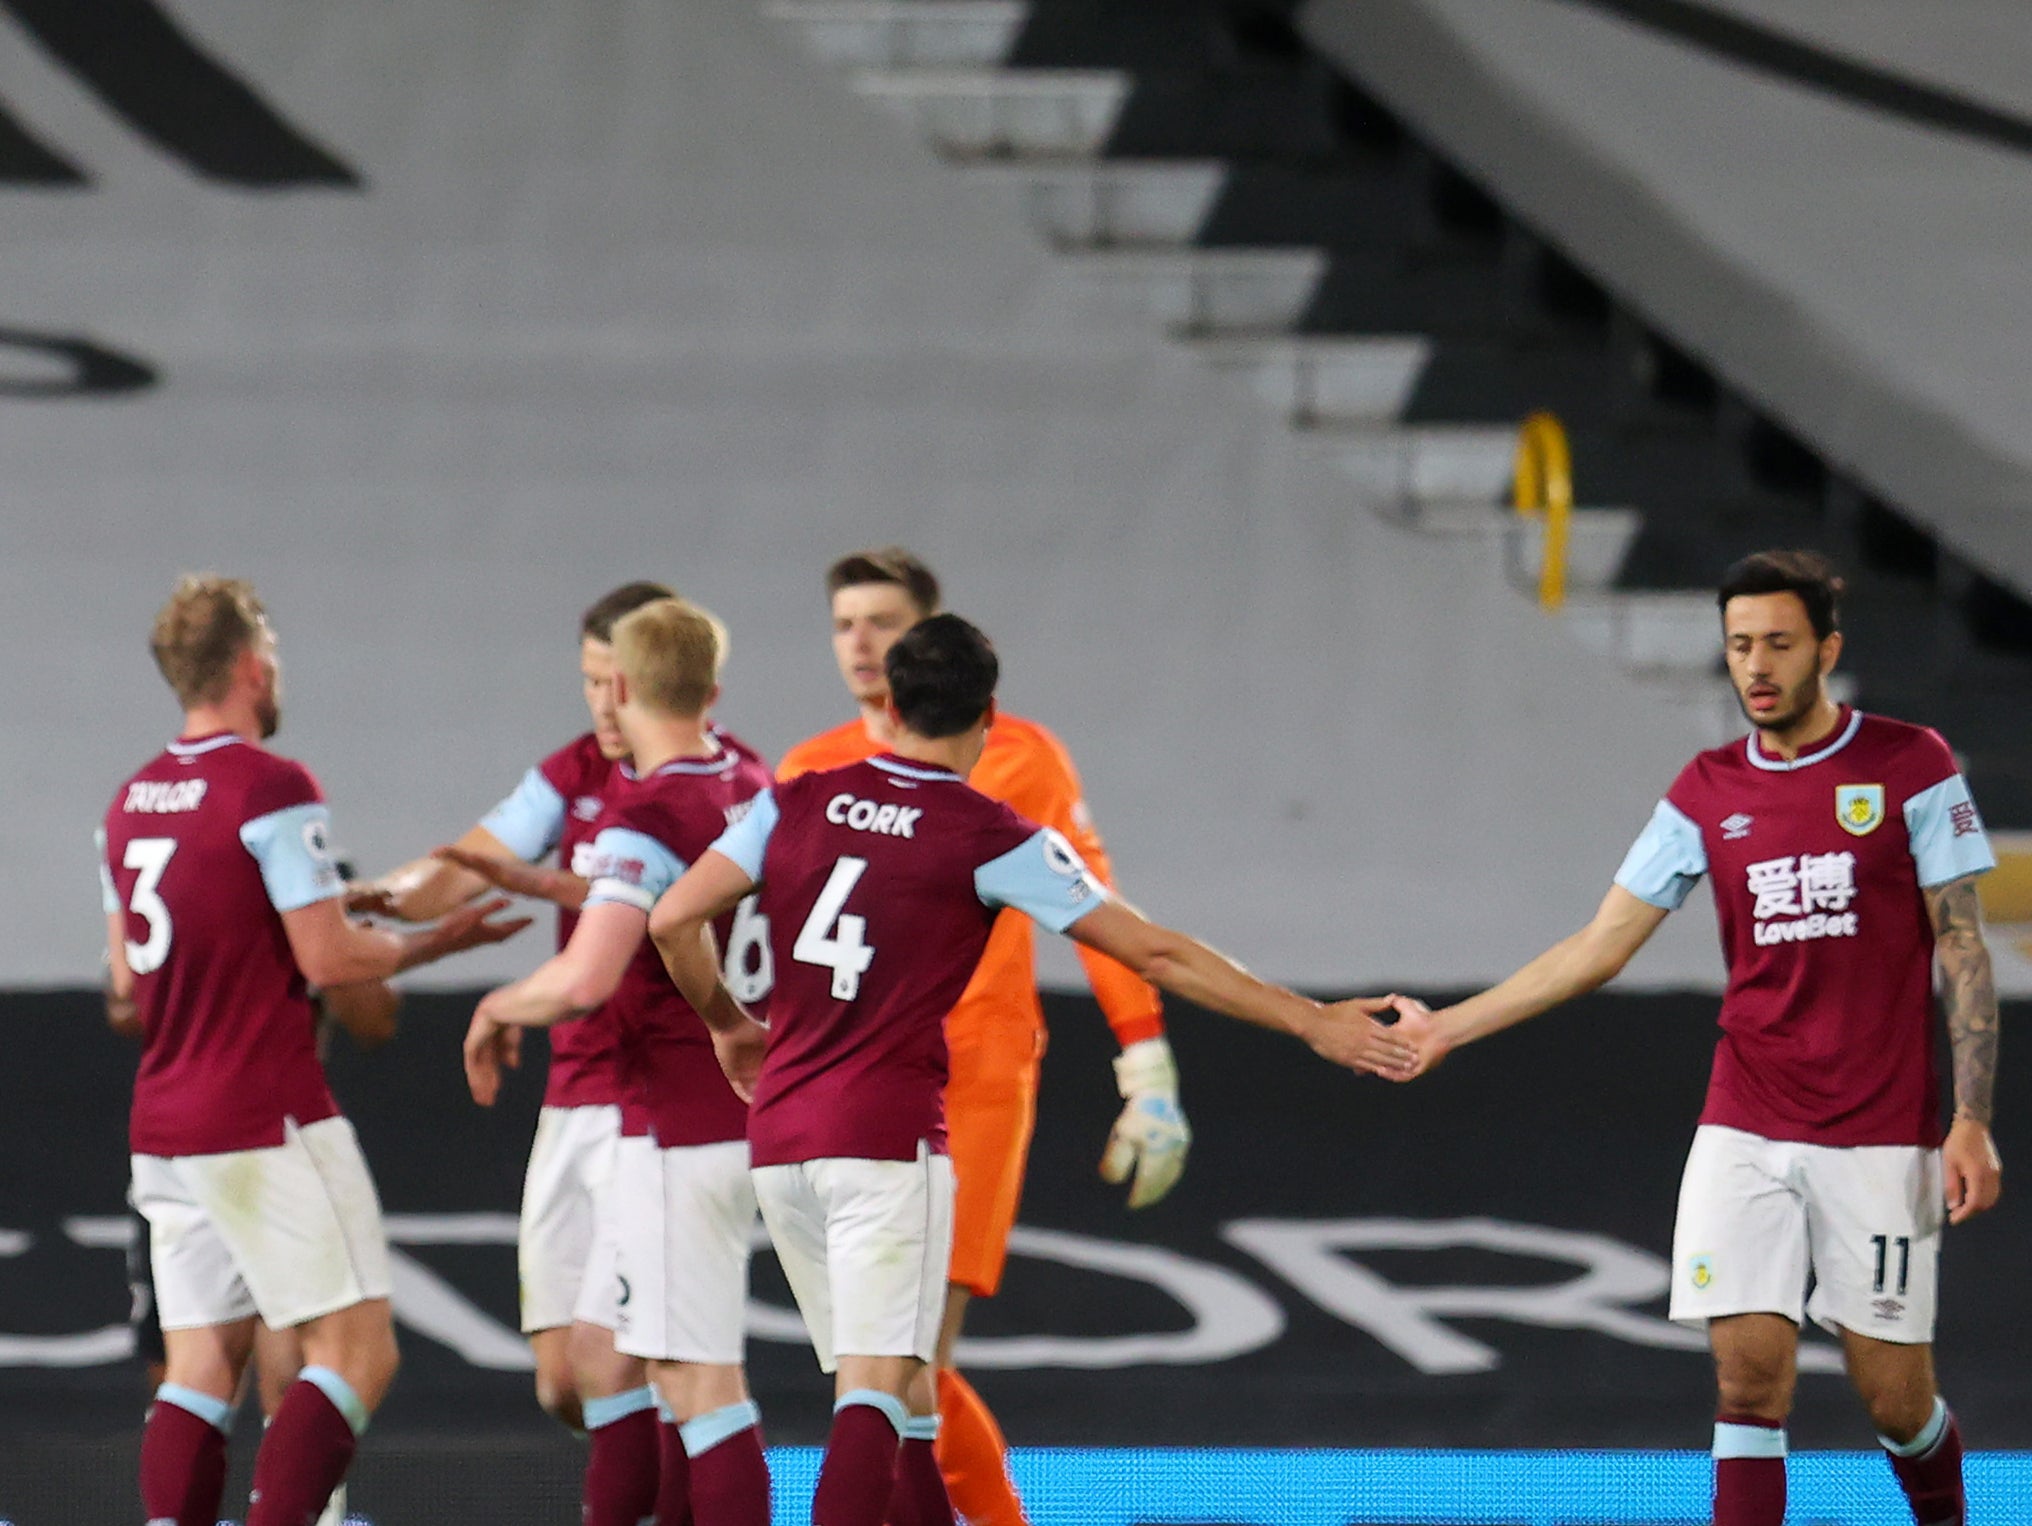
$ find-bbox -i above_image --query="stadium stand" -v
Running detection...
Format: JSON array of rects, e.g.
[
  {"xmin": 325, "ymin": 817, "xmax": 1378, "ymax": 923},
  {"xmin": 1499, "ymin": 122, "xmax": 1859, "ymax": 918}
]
[
  {"xmin": 3, "ymin": 0, "xmax": 1745, "ymax": 993},
  {"xmin": 9, "ymin": 2, "xmax": 2032, "ymax": 1521},
  {"xmin": 1300, "ymin": 0, "xmax": 2032, "ymax": 829}
]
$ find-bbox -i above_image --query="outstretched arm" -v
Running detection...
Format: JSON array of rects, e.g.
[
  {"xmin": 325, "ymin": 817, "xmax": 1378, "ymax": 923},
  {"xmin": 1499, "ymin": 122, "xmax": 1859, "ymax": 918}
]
[
  {"xmin": 431, "ymin": 842, "xmax": 589, "ymax": 912},
  {"xmin": 353, "ymin": 824, "xmax": 522, "ymax": 922},
  {"xmin": 1063, "ymin": 899, "xmax": 1413, "ymax": 1075},
  {"xmin": 281, "ymin": 894, "xmax": 529, "ymax": 989},
  {"xmin": 483, "ymin": 903, "xmax": 646, "ymax": 1028},
  {"xmin": 1390, "ymin": 885, "xmax": 1670, "ymax": 1078},
  {"xmin": 1926, "ymin": 874, "xmax": 2003, "ymax": 1224},
  {"xmin": 462, "ymin": 902, "xmax": 645, "ymax": 1105}
]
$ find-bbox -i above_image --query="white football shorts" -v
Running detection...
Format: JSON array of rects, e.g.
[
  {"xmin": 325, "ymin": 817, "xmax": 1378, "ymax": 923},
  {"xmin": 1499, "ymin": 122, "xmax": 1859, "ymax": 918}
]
[
  {"xmin": 608, "ymin": 1136, "xmax": 758, "ymax": 1365},
  {"xmin": 132, "ymin": 1115, "xmax": 393, "ymax": 1331},
  {"xmin": 520, "ymin": 1102, "xmax": 623, "ymax": 1333},
  {"xmin": 1670, "ymin": 1124, "xmax": 1943, "ymax": 1343},
  {"xmin": 752, "ymin": 1143, "xmax": 955, "ymax": 1372}
]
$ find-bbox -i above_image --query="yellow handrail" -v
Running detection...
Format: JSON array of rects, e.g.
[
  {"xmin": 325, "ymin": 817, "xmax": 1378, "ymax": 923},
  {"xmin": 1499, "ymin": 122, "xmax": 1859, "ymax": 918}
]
[{"xmin": 1513, "ymin": 410, "xmax": 1573, "ymax": 610}]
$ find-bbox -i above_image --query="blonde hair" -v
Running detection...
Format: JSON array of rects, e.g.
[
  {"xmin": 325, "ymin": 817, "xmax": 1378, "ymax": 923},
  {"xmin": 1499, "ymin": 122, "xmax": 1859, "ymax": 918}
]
[
  {"xmin": 149, "ymin": 575, "xmax": 267, "ymax": 707},
  {"xmin": 611, "ymin": 597, "xmax": 726, "ymax": 717}
]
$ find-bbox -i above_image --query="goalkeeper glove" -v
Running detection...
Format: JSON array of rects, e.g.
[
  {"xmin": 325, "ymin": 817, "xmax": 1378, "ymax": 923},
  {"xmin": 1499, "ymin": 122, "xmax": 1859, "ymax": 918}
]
[{"xmin": 1099, "ymin": 1036, "xmax": 1191, "ymax": 1208}]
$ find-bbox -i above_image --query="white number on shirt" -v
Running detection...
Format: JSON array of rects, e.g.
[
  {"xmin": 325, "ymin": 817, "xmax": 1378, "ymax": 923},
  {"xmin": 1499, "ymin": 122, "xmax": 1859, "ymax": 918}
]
[
  {"xmin": 793, "ymin": 856, "xmax": 876, "ymax": 1000},
  {"xmin": 122, "ymin": 837, "xmax": 177, "ymax": 975},
  {"xmin": 723, "ymin": 893, "xmax": 774, "ymax": 1004}
]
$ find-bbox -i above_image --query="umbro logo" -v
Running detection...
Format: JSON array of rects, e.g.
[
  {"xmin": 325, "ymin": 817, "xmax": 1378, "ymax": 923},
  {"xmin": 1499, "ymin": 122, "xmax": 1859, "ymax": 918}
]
[{"xmin": 1721, "ymin": 813, "xmax": 1754, "ymax": 840}]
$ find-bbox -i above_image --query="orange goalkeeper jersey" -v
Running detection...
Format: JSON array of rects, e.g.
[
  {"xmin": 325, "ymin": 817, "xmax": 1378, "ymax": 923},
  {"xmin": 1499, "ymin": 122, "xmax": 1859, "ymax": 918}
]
[{"xmin": 775, "ymin": 712, "xmax": 1164, "ymax": 1051}]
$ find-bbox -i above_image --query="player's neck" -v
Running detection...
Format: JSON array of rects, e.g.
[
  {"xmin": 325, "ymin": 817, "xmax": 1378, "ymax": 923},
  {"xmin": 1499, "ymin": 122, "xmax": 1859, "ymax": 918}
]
[
  {"xmin": 887, "ymin": 734, "xmax": 972, "ymax": 775},
  {"xmin": 1754, "ymin": 694, "xmax": 1845, "ymax": 760},
  {"xmin": 627, "ymin": 714, "xmax": 716, "ymax": 775},
  {"xmin": 857, "ymin": 698, "xmax": 899, "ymax": 747},
  {"xmin": 179, "ymin": 701, "xmax": 262, "ymax": 746}
]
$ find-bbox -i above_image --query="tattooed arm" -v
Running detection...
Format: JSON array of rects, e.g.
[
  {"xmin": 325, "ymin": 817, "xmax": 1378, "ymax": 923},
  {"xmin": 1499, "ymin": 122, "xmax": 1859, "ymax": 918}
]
[{"xmin": 1925, "ymin": 874, "xmax": 2003, "ymax": 1224}]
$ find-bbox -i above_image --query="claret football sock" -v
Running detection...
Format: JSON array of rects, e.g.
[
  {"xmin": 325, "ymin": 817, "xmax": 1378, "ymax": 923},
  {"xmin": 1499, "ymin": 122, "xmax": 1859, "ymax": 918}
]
[
  {"xmin": 657, "ymin": 1415, "xmax": 694, "ymax": 1526},
  {"xmin": 1879, "ymin": 1396, "xmax": 1965, "ymax": 1526},
  {"xmin": 140, "ymin": 1383, "xmax": 232, "ymax": 1526},
  {"xmin": 889, "ymin": 1414, "xmax": 958, "ymax": 1526},
  {"xmin": 682, "ymin": 1399, "xmax": 769, "ymax": 1526},
  {"xmin": 245, "ymin": 1368, "xmax": 365, "ymax": 1526},
  {"xmin": 812, "ymin": 1389, "xmax": 906, "ymax": 1526},
  {"xmin": 1713, "ymin": 1414, "xmax": 1787, "ymax": 1526},
  {"xmin": 934, "ymin": 1369, "xmax": 1028, "ymax": 1526},
  {"xmin": 582, "ymin": 1385, "xmax": 660, "ymax": 1526}
]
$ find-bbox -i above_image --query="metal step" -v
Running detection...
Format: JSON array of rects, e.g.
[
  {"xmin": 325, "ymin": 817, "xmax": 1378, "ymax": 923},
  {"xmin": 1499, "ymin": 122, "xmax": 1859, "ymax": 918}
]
[
  {"xmin": 1315, "ymin": 421, "xmax": 1517, "ymax": 507},
  {"xmin": 966, "ymin": 158, "xmax": 1226, "ymax": 250},
  {"xmin": 849, "ymin": 68, "xmax": 1128, "ymax": 159},
  {"xmin": 1559, "ymin": 590, "xmax": 1721, "ymax": 676},
  {"xmin": 1065, "ymin": 246, "xmax": 1327, "ymax": 334},
  {"xmin": 1189, "ymin": 334, "xmax": 1432, "ymax": 425},
  {"xmin": 764, "ymin": 0, "xmax": 1025, "ymax": 68},
  {"xmin": 1500, "ymin": 506, "xmax": 1644, "ymax": 593}
]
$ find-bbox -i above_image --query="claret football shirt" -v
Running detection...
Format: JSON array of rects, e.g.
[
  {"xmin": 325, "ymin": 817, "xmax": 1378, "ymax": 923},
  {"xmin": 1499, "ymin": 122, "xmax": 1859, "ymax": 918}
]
[
  {"xmin": 481, "ymin": 725, "xmax": 764, "ymax": 1108},
  {"xmin": 100, "ymin": 733, "xmax": 345, "ymax": 1156},
  {"xmin": 483, "ymin": 733, "xmax": 627, "ymax": 1108},
  {"xmin": 1615, "ymin": 709, "xmax": 1995, "ymax": 1146},
  {"xmin": 576, "ymin": 744, "xmax": 773, "ymax": 1148},
  {"xmin": 708, "ymin": 754, "xmax": 1110, "ymax": 1167}
]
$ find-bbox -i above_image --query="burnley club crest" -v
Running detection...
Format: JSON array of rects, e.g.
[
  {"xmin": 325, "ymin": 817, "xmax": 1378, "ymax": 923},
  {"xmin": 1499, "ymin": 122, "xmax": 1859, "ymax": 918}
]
[{"xmin": 1836, "ymin": 784, "xmax": 1885, "ymax": 836}]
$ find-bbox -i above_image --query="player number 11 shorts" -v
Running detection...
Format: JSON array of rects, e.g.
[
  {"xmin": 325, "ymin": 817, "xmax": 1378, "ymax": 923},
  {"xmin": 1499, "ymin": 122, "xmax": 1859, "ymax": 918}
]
[{"xmin": 1669, "ymin": 1124, "xmax": 1943, "ymax": 1344}]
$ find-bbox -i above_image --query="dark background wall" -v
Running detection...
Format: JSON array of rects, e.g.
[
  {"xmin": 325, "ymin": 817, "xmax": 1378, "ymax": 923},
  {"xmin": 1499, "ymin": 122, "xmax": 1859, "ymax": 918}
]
[{"xmin": 4, "ymin": 986, "xmax": 2026, "ymax": 1462}]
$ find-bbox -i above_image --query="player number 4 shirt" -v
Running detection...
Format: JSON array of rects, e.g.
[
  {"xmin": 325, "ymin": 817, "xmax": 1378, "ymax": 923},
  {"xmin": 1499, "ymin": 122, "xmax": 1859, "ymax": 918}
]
[
  {"xmin": 1613, "ymin": 709, "xmax": 1995, "ymax": 1147},
  {"xmin": 709, "ymin": 754, "xmax": 1110, "ymax": 1168}
]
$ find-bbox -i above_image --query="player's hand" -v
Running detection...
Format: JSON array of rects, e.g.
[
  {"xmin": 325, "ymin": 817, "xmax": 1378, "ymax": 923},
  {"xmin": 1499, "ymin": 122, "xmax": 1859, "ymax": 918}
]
[
  {"xmin": 424, "ymin": 896, "xmax": 534, "ymax": 962},
  {"xmin": 1376, "ymin": 996, "xmax": 1451, "ymax": 1081},
  {"xmin": 344, "ymin": 882, "xmax": 402, "ymax": 920},
  {"xmin": 433, "ymin": 845, "xmax": 553, "ymax": 903},
  {"xmin": 1943, "ymin": 1115, "xmax": 2002, "ymax": 1225},
  {"xmin": 1301, "ymin": 996, "xmax": 1418, "ymax": 1074},
  {"xmin": 711, "ymin": 1018, "xmax": 769, "ymax": 1103},
  {"xmin": 462, "ymin": 1002, "xmax": 522, "ymax": 1107},
  {"xmin": 321, "ymin": 979, "xmax": 402, "ymax": 1051},
  {"xmin": 1099, "ymin": 1037, "xmax": 1191, "ymax": 1209}
]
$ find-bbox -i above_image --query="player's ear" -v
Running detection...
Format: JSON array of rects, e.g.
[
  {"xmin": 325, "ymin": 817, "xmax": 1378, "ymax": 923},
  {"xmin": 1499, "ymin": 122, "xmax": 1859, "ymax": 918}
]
[
  {"xmin": 706, "ymin": 682, "xmax": 721, "ymax": 713},
  {"xmin": 612, "ymin": 669, "xmax": 632, "ymax": 707},
  {"xmin": 232, "ymin": 642, "xmax": 266, "ymax": 690},
  {"xmin": 982, "ymin": 699, "xmax": 998, "ymax": 729},
  {"xmin": 1819, "ymin": 629, "xmax": 1843, "ymax": 675}
]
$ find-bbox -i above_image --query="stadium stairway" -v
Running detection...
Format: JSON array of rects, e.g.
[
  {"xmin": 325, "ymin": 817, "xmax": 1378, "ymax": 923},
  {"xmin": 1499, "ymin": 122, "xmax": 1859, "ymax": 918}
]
[
  {"xmin": 764, "ymin": 0, "xmax": 2032, "ymax": 922},
  {"xmin": 763, "ymin": 2, "xmax": 1845, "ymax": 708}
]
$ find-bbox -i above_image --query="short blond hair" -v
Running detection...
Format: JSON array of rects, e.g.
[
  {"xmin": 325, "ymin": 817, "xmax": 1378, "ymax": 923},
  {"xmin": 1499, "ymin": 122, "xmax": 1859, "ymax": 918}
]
[
  {"xmin": 150, "ymin": 575, "xmax": 268, "ymax": 708},
  {"xmin": 611, "ymin": 597, "xmax": 726, "ymax": 717}
]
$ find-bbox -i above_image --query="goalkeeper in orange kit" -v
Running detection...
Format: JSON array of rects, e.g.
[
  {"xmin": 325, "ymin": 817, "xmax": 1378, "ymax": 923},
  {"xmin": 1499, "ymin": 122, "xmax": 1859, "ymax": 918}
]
[{"xmin": 777, "ymin": 548, "xmax": 1190, "ymax": 1526}]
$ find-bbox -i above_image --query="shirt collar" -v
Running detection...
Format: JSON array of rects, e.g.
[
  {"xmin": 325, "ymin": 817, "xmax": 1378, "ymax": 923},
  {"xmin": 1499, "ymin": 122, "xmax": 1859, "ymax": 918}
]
[
  {"xmin": 167, "ymin": 732, "xmax": 245, "ymax": 757},
  {"xmin": 869, "ymin": 754, "xmax": 962, "ymax": 783},
  {"xmin": 1744, "ymin": 706, "xmax": 1862, "ymax": 772}
]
